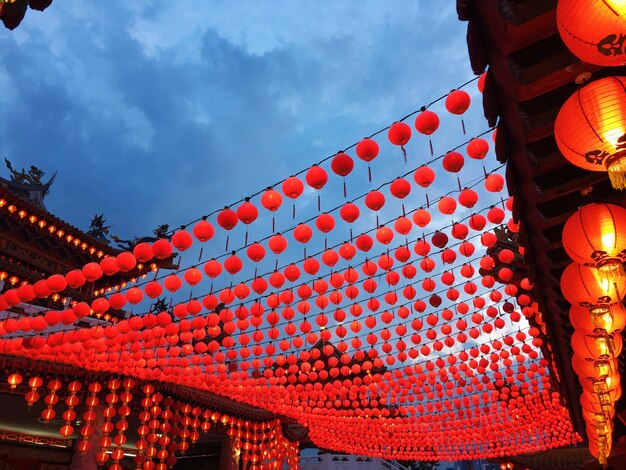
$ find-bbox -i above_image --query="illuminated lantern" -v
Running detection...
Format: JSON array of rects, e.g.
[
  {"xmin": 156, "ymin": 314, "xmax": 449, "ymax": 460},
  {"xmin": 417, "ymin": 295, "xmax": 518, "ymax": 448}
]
[
  {"xmin": 442, "ymin": 151, "xmax": 464, "ymax": 173},
  {"xmin": 554, "ymin": 77, "xmax": 626, "ymax": 189},
  {"xmin": 65, "ymin": 270, "xmax": 86, "ymax": 289},
  {"xmin": 562, "ymin": 203, "xmax": 626, "ymax": 283},
  {"xmin": 413, "ymin": 166, "xmax": 435, "ymax": 187},
  {"xmin": 193, "ymin": 220, "xmax": 214, "ymax": 242},
  {"xmin": 557, "ymin": 0, "xmax": 626, "ymax": 67},
  {"xmin": 388, "ymin": 122, "xmax": 412, "ymax": 146},
  {"xmin": 560, "ymin": 262, "xmax": 625, "ymax": 308},
  {"xmin": 100, "ymin": 257, "xmax": 119, "ymax": 276},
  {"xmin": 467, "ymin": 138, "xmax": 489, "ymax": 159},
  {"xmin": 571, "ymin": 304, "xmax": 626, "ymax": 336},
  {"xmin": 306, "ymin": 165, "xmax": 328, "ymax": 189},
  {"xmin": 356, "ymin": 138, "xmax": 379, "ymax": 162},
  {"xmin": 331, "ymin": 152, "xmax": 354, "ymax": 176},
  {"xmin": 7, "ymin": 372, "xmax": 22, "ymax": 389},
  {"xmin": 572, "ymin": 331, "xmax": 622, "ymax": 360},
  {"xmin": 261, "ymin": 189, "xmax": 283, "ymax": 212}
]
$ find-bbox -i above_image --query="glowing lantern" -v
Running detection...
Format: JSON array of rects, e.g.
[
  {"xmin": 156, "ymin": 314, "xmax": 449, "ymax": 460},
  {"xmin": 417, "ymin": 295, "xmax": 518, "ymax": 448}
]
[
  {"xmin": 562, "ymin": 203, "xmax": 626, "ymax": 283},
  {"xmin": 560, "ymin": 262, "xmax": 625, "ymax": 308},
  {"xmin": 572, "ymin": 330, "xmax": 622, "ymax": 360},
  {"xmin": 7, "ymin": 372, "xmax": 22, "ymax": 389},
  {"xmin": 554, "ymin": 76, "xmax": 626, "ymax": 189},
  {"xmin": 557, "ymin": 0, "xmax": 626, "ymax": 67}
]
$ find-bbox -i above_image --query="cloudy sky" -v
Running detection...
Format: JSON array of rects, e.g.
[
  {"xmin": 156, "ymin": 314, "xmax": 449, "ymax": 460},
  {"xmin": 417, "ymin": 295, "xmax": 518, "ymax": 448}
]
[{"xmin": 0, "ymin": 1, "xmax": 478, "ymax": 239}]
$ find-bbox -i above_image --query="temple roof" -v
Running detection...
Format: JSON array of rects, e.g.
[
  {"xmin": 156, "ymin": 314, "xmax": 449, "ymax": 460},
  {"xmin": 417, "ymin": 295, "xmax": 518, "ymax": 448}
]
[
  {"xmin": 0, "ymin": 0, "xmax": 53, "ymax": 30},
  {"xmin": 457, "ymin": 0, "xmax": 626, "ymax": 441}
]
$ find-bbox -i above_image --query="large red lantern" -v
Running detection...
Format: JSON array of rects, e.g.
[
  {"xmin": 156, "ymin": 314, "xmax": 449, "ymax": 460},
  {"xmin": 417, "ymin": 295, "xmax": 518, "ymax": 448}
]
[
  {"xmin": 560, "ymin": 262, "xmax": 625, "ymax": 307},
  {"xmin": 554, "ymin": 77, "xmax": 626, "ymax": 189},
  {"xmin": 557, "ymin": 0, "xmax": 626, "ymax": 67},
  {"xmin": 562, "ymin": 203, "xmax": 626, "ymax": 282}
]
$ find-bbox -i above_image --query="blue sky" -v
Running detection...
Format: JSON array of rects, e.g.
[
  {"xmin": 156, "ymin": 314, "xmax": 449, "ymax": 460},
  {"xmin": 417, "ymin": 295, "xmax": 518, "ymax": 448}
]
[{"xmin": 0, "ymin": 1, "xmax": 475, "ymax": 239}]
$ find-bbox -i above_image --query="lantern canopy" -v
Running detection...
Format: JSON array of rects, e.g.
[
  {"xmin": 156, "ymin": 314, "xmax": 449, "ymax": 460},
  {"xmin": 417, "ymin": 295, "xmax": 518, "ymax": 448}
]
[
  {"xmin": 554, "ymin": 76, "xmax": 626, "ymax": 189},
  {"xmin": 557, "ymin": 0, "xmax": 626, "ymax": 67}
]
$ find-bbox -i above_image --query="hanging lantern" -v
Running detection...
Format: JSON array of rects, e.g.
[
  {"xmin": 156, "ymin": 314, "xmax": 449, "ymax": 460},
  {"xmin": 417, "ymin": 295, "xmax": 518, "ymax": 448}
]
[
  {"xmin": 560, "ymin": 262, "xmax": 625, "ymax": 307},
  {"xmin": 554, "ymin": 76, "xmax": 626, "ymax": 189},
  {"xmin": 562, "ymin": 203, "xmax": 626, "ymax": 283},
  {"xmin": 557, "ymin": 0, "xmax": 626, "ymax": 67}
]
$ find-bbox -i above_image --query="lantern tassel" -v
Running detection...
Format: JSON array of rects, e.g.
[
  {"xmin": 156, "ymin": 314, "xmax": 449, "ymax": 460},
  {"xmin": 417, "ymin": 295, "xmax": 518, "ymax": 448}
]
[
  {"xmin": 429, "ymin": 138, "xmax": 434, "ymax": 156},
  {"xmin": 225, "ymin": 235, "xmax": 229, "ymax": 252},
  {"xmin": 461, "ymin": 118, "xmax": 466, "ymax": 135},
  {"xmin": 343, "ymin": 180, "xmax": 347, "ymax": 198},
  {"xmin": 244, "ymin": 229, "xmax": 249, "ymax": 246},
  {"xmin": 317, "ymin": 195, "xmax": 321, "ymax": 212},
  {"xmin": 272, "ymin": 216, "xmax": 275, "ymax": 233},
  {"xmin": 607, "ymin": 159, "xmax": 626, "ymax": 190},
  {"xmin": 401, "ymin": 145, "xmax": 407, "ymax": 164},
  {"xmin": 292, "ymin": 203, "xmax": 296, "ymax": 220},
  {"xmin": 368, "ymin": 166, "xmax": 372, "ymax": 183},
  {"xmin": 426, "ymin": 193, "xmax": 430, "ymax": 208}
]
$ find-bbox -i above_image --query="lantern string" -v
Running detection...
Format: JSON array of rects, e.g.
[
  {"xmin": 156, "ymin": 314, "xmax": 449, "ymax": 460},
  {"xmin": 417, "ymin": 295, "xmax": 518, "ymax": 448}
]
[{"xmin": 163, "ymin": 76, "xmax": 480, "ymax": 237}]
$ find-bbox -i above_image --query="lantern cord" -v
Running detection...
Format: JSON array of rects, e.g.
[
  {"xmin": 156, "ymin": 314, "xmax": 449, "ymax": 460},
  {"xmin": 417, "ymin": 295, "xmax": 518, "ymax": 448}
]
[{"xmin": 429, "ymin": 138, "xmax": 434, "ymax": 156}]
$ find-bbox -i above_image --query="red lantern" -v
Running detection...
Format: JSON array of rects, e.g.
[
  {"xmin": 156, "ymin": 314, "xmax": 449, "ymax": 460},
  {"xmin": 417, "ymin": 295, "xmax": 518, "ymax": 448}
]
[
  {"xmin": 562, "ymin": 203, "xmax": 626, "ymax": 283},
  {"xmin": 485, "ymin": 173, "xmax": 504, "ymax": 193},
  {"xmin": 458, "ymin": 188, "xmax": 478, "ymax": 208},
  {"xmin": 171, "ymin": 230, "xmax": 193, "ymax": 251},
  {"xmin": 388, "ymin": 122, "xmax": 412, "ymax": 146},
  {"xmin": 306, "ymin": 165, "xmax": 328, "ymax": 189},
  {"xmin": 413, "ymin": 166, "xmax": 435, "ymax": 187},
  {"xmin": 237, "ymin": 201, "xmax": 258, "ymax": 224},
  {"xmin": 467, "ymin": 138, "xmax": 489, "ymax": 159},
  {"xmin": 560, "ymin": 262, "xmax": 625, "ymax": 307},
  {"xmin": 282, "ymin": 176, "xmax": 304, "ymax": 199},
  {"xmin": 261, "ymin": 189, "xmax": 283, "ymax": 212},
  {"xmin": 554, "ymin": 77, "xmax": 626, "ymax": 189},
  {"xmin": 414, "ymin": 110, "xmax": 440, "ymax": 135},
  {"xmin": 339, "ymin": 202, "xmax": 360, "ymax": 223},
  {"xmin": 294, "ymin": 224, "xmax": 313, "ymax": 243},
  {"xmin": 364, "ymin": 191, "xmax": 385, "ymax": 211},
  {"xmin": 557, "ymin": 1, "xmax": 626, "ymax": 67},
  {"xmin": 193, "ymin": 220, "xmax": 214, "ymax": 242},
  {"xmin": 442, "ymin": 151, "xmax": 464, "ymax": 173},
  {"xmin": 413, "ymin": 208, "xmax": 431, "ymax": 227},
  {"xmin": 152, "ymin": 239, "xmax": 173, "ymax": 260},
  {"xmin": 445, "ymin": 89, "xmax": 471, "ymax": 115},
  {"xmin": 315, "ymin": 213, "xmax": 335, "ymax": 233},
  {"xmin": 217, "ymin": 207, "xmax": 238, "ymax": 230},
  {"xmin": 268, "ymin": 233, "xmax": 288, "ymax": 254},
  {"xmin": 390, "ymin": 178, "xmax": 411, "ymax": 199},
  {"xmin": 355, "ymin": 138, "xmax": 379, "ymax": 162},
  {"xmin": 331, "ymin": 152, "xmax": 354, "ymax": 176}
]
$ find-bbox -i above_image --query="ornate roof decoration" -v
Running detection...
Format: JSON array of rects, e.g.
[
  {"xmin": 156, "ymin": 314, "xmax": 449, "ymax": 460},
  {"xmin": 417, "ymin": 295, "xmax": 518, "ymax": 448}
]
[{"xmin": 0, "ymin": 0, "xmax": 53, "ymax": 30}]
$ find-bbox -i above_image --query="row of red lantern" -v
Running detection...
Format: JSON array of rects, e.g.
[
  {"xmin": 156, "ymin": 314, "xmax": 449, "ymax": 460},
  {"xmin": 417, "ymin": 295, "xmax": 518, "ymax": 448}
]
[
  {"xmin": 559, "ymin": 203, "xmax": 626, "ymax": 464},
  {"xmin": 0, "ymin": 346, "xmax": 572, "ymax": 460},
  {"xmin": 0, "ymin": 319, "xmax": 551, "ymax": 416},
  {"xmin": 0, "ymin": 185, "xmax": 512, "ymax": 321},
  {"xmin": 6, "ymin": 372, "xmax": 298, "ymax": 470}
]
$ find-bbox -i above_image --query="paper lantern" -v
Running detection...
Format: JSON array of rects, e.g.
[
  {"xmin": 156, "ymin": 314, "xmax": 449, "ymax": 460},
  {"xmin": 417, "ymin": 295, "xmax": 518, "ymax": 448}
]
[
  {"xmin": 562, "ymin": 203, "xmax": 626, "ymax": 283},
  {"xmin": 414, "ymin": 110, "xmax": 440, "ymax": 135},
  {"xmin": 554, "ymin": 77, "xmax": 626, "ymax": 189},
  {"xmin": 261, "ymin": 189, "xmax": 283, "ymax": 212},
  {"xmin": 445, "ymin": 90, "xmax": 470, "ymax": 115},
  {"xmin": 282, "ymin": 176, "xmax": 304, "ymax": 198},
  {"xmin": 413, "ymin": 166, "xmax": 435, "ymax": 187},
  {"xmin": 561, "ymin": 262, "xmax": 625, "ymax": 308},
  {"xmin": 192, "ymin": 220, "xmax": 214, "ymax": 242},
  {"xmin": 237, "ymin": 201, "xmax": 258, "ymax": 224},
  {"xmin": 572, "ymin": 330, "xmax": 622, "ymax": 360},
  {"xmin": 557, "ymin": 0, "xmax": 626, "ymax": 67},
  {"xmin": 442, "ymin": 151, "xmax": 464, "ymax": 173},
  {"xmin": 388, "ymin": 122, "xmax": 412, "ymax": 146},
  {"xmin": 306, "ymin": 165, "xmax": 328, "ymax": 190},
  {"xmin": 331, "ymin": 152, "xmax": 354, "ymax": 176},
  {"xmin": 355, "ymin": 138, "xmax": 379, "ymax": 162}
]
